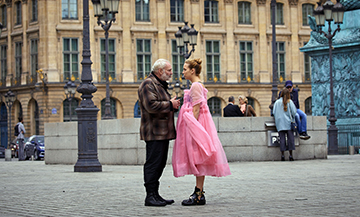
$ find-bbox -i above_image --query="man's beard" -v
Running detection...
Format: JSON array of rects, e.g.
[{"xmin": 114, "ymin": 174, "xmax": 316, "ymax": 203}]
[{"xmin": 160, "ymin": 71, "xmax": 172, "ymax": 81}]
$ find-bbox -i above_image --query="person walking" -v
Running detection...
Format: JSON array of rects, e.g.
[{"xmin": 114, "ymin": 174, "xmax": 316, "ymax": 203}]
[
  {"xmin": 223, "ymin": 96, "xmax": 244, "ymax": 117},
  {"xmin": 172, "ymin": 59, "xmax": 231, "ymax": 206},
  {"xmin": 138, "ymin": 59, "xmax": 181, "ymax": 206},
  {"xmin": 16, "ymin": 117, "xmax": 26, "ymax": 161},
  {"xmin": 273, "ymin": 88, "xmax": 297, "ymax": 161}
]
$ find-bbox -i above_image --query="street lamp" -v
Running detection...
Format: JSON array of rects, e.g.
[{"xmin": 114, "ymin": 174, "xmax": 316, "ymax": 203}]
[
  {"xmin": 4, "ymin": 90, "xmax": 15, "ymax": 147},
  {"xmin": 313, "ymin": 0, "xmax": 345, "ymax": 155},
  {"xmin": 92, "ymin": 0, "xmax": 120, "ymax": 119},
  {"xmin": 175, "ymin": 22, "xmax": 198, "ymax": 89},
  {"xmin": 63, "ymin": 81, "xmax": 77, "ymax": 121},
  {"xmin": 74, "ymin": 0, "xmax": 102, "ymax": 172},
  {"xmin": 269, "ymin": 0, "xmax": 278, "ymax": 113}
]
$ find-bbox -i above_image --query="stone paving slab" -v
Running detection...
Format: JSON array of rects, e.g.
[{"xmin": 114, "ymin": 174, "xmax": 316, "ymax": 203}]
[{"xmin": 0, "ymin": 155, "xmax": 359, "ymax": 217}]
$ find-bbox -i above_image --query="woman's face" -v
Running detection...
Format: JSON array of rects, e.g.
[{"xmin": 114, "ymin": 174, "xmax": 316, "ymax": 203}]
[
  {"xmin": 239, "ymin": 98, "xmax": 245, "ymax": 105},
  {"xmin": 182, "ymin": 63, "xmax": 193, "ymax": 80}
]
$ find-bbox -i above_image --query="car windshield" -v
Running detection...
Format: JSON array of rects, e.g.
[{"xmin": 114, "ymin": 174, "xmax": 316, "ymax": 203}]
[{"xmin": 36, "ymin": 136, "xmax": 44, "ymax": 143}]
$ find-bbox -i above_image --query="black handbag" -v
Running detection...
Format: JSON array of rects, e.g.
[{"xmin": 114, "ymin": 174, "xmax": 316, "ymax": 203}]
[
  {"xmin": 289, "ymin": 105, "xmax": 297, "ymax": 132},
  {"xmin": 291, "ymin": 121, "xmax": 297, "ymax": 132}
]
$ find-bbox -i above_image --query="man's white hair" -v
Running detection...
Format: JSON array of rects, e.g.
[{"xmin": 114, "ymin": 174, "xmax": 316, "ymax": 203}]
[{"xmin": 152, "ymin": 59, "xmax": 170, "ymax": 74}]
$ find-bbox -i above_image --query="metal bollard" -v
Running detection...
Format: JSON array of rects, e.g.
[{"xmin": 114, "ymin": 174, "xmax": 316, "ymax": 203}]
[
  {"xmin": 5, "ymin": 149, "xmax": 11, "ymax": 161},
  {"xmin": 349, "ymin": 146, "xmax": 355, "ymax": 155},
  {"xmin": 31, "ymin": 155, "xmax": 34, "ymax": 161}
]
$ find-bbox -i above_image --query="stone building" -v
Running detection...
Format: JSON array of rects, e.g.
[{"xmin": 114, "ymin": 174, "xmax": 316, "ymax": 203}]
[{"xmin": 0, "ymin": 0, "xmax": 315, "ymax": 147}]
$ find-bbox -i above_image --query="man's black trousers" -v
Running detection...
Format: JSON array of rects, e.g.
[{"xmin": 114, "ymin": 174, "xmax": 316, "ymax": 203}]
[{"xmin": 144, "ymin": 140, "xmax": 169, "ymax": 193}]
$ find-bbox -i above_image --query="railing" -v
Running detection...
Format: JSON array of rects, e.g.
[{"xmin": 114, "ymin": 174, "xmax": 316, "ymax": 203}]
[{"xmin": 338, "ymin": 124, "xmax": 360, "ymax": 154}]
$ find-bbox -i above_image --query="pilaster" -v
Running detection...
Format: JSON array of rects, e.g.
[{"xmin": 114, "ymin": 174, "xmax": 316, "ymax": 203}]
[
  {"xmin": 257, "ymin": 1, "xmax": 268, "ymax": 82},
  {"xmin": 42, "ymin": 0, "xmax": 59, "ymax": 82},
  {"xmin": 290, "ymin": 3, "xmax": 300, "ymax": 81},
  {"xmin": 121, "ymin": 0, "xmax": 134, "ymax": 82},
  {"xmin": 21, "ymin": 0, "xmax": 28, "ymax": 85},
  {"xmin": 225, "ymin": 1, "xmax": 236, "ymax": 83},
  {"xmin": 156, "ymin": 0, "xmax": 166, "ymax": 59}
]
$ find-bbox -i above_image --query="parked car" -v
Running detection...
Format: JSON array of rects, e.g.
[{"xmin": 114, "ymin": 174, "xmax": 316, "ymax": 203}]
[
  {"xmin": 24, "ymin": 135, "xmax": 45, "ymax": 160},
  {"xmin": 9, "ymin": 137, "xmax": 28, "ymax": 158}
]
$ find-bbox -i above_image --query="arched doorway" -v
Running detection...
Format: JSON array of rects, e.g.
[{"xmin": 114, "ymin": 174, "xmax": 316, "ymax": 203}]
[
  {"xmin": 207, "ymin": 97, "xmax": 222, "ymax": 117},
  {"xmin": 63, "ymin": 98, "xmax": 79, "ymax": 122},
  {"xmin": 29, "ymin": 99, "xmax": 40, "ymax": 135},
  {"xmin": 134, "ymin": 100, "xmax": 141, "ymax": 118},
  {"xmin": 101, "ymin": 97, "xmax": 117, "ymax": 119},
  {"xmin": 0, "ymin": 103, "xmax": 8, "ymax": 148}
]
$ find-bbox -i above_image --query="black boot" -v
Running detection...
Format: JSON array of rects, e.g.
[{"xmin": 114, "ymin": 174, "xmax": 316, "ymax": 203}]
[
  {"xmin": 144, "ymin": 192, "xmax": 167, "ymax": 206},
  {"xmin": 182, "ymin": 187, "xmax": 206, "ymax": 206},
  {"xmin": 155, "ymin": 191, "xmax": 175, "ymax": 205}
]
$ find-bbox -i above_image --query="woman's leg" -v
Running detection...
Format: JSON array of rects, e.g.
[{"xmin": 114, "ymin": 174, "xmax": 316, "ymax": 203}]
[
  {"xmin": 196, "ymin": 176, "xmax": 205, "ymax": 199},
  {"xmin": 196, "ymin": 176, "xmax": 205, "ymax": 191}
]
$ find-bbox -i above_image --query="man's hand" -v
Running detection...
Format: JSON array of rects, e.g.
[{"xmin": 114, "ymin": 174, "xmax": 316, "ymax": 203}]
[{"xmin": 170, "ymin": 97, "xmax": 181, "ymax": 110}]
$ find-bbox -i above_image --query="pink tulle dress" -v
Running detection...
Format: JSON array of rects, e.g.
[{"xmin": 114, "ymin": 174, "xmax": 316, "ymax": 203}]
[{"xmin": 172, "ymin": 82, "xmax": 231, "ymax": 177}]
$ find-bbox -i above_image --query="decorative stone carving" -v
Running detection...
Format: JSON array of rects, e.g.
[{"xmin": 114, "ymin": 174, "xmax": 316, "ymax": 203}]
[
  {"xmin": 288, "ymin": 0, "xmax": 298, "ymax": 6},
  {"xmin": 6, "ymin": 0, "xmax": 12, "ymax": 7},
  {"xmin": 256, "ymin": 0, "xmax": 266, "ymax": 6},
  {"xmin": 311, "ymin": 51, "xmax": 360, "ymax": 118},
  {"xmin": 190, "ymin": 0, "xmax": 200, "ymax": 3},
  {"xmin": 224, "ymin": 0, "xmax": 233, "ymax": 4}
]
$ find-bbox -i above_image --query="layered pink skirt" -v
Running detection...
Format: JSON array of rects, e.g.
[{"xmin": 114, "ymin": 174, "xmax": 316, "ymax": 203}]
[{"xmin": 172, "ymin": 100, "xmax": 231, "ymax": 178}]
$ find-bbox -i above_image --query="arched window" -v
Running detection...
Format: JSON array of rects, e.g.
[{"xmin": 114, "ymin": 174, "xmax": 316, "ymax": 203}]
[
  {"xmin": 134, "ymin": 100, "xmax": 141, "ymax": 118},
  {"xmin": 305, "ymin": 97, "xmax": 312, "ymax": 115},
  {"xmin": 0, "ymin": 103, "xmax": 8, "ymax": 148},
  {"xmin": 63, "ymin": 98, "xmax": 79, "ymax": 122},
  {"xmin": 207, "ymin": 97, "xmax": 221, "ymax": 117},
  {"xmin": 247, "ymin": 97, "xmax": 255, "ymax": 109},
  {"xmin": 101, "ymin": 98, "xmax": 117, "ymax": 119}
]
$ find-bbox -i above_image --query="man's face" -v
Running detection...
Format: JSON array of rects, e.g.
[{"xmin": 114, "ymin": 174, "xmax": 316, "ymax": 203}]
[
  {"xmin": 159, "ymin": 63, "xmax": 173, "ymax": 81},
  {"xmin": 287, "ymin": 86, "xmax": 293, "ymax": 92}
]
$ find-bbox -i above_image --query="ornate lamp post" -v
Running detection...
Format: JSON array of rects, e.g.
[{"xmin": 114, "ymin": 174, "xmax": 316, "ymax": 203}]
[
  {"xmin": 174, "ymin": 22, "xmax": 198, "ymax": 89},
  {"xmin": 63, "ymin": 81, "xmax": 77, "ymax": 121},
  {"xmin": 4, "ymin": 90, "xmax": 15, "ymax": 147},
  {"xmin": 313, "ymin": 0, "xmax": 345, "ymax": 155},
  {"xmin": 74, "ymin": 0, "xmax": 102, "ymax": 172},
  {"xmin": 92, "ymin": 0, "xmax": 120, "ymax": 119},
  {"xmin": 269, "ymin": 0, "xmax": 278, "ymax": 113}
]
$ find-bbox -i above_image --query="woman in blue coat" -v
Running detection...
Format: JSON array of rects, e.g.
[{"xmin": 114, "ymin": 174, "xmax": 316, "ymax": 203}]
[{"xmin": 273, "ymin": 88, "xmax": 297, "ymax": 161}]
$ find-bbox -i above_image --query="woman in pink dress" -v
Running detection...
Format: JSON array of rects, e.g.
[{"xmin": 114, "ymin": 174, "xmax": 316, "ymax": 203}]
[{"xmin": 172, "ymin": 59, "xmax": 231, "ymax": 206}]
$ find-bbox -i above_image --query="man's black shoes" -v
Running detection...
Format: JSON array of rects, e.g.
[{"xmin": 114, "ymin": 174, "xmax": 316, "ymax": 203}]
[
  {"xmin": 155, "ymin": 192, "xmax": 174, "ymax": 205},
  {"xmin": 144, "ymin": 192, "xmax": 166, "ymax": 206}
]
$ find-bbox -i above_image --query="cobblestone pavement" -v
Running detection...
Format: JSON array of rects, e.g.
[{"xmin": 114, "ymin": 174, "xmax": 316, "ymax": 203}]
[{"xmin": 0, "ymin": 155, "xmax": 359, "ymax": 217}]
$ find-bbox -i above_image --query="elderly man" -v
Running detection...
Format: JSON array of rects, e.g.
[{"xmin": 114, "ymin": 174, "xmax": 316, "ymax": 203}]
[
  {"xmin": 223, "ymin": 96, "xmax": 244, "ymax": 117},
  {"xmin": 138, "ymin": 59, "xmax": 180, "ymax": 206}
]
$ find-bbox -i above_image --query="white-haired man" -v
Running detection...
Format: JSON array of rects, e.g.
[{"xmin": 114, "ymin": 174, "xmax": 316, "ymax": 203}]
[{"xmin": 138, "ymin": 59, "xmax": 180, "ymax": 206}]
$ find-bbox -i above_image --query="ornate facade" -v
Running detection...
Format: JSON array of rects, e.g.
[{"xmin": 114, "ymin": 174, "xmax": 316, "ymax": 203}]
[{"xmin": 0, "ymin": 0, "xmax": 315, "ymax": 147}]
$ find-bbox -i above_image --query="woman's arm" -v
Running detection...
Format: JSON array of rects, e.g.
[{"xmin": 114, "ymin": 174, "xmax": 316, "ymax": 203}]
[{"xmin": 193, "ymin": 103, "xmax": 200, "ymax": 120}]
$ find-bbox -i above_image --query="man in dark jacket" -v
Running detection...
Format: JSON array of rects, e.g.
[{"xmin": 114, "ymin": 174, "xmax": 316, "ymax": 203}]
[
  {"xmin": 223, "ymin": 96, "xmax": 244, "ymax": 117},
  {"xmin": 138, "ymin": 59, "xmax": 180, "ymax": 206}
]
